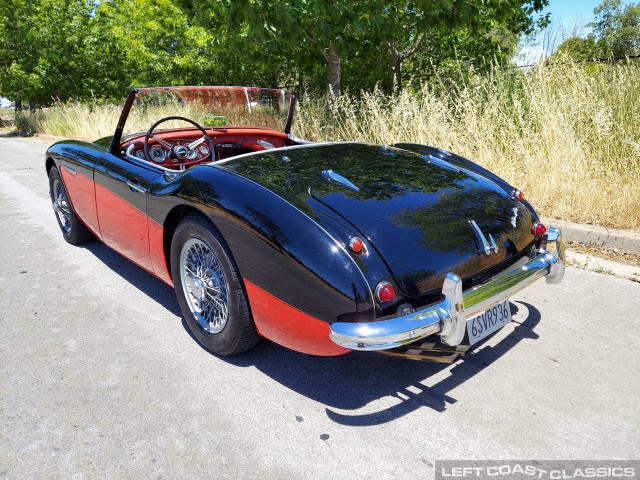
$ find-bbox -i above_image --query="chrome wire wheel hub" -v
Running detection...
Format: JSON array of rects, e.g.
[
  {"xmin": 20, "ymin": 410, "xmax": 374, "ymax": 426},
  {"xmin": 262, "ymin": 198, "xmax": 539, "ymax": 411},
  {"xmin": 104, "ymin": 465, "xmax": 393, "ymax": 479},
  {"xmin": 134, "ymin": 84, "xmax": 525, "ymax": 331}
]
[
  {"xmin": 52, "ymin": 179, "xmax": 71, "ymax": 233},
  {"xmin": 180, "ymin": 238, "xmax": 229, "ymax": 334}
]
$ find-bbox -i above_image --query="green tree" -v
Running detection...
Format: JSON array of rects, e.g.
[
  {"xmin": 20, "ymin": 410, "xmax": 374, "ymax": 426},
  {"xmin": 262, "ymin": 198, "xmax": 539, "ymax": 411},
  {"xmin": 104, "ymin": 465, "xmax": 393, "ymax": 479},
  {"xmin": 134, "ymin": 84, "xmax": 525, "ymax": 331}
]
[
  {"xmin": 0, "ymin": 0, "xmax": 132, "ymax": 107},
  {"xmin": 0, "ymin": 0, "xmax": 91, "ymax": 106},
  {"xmin": 199, "ymin": 0, "xmax": 361, "ymax": 97},
  {"xmin": 552, "ymin": 1, "xmax": 639, "ymax": 61},
  {"xmin": 95, "ymin": 0, "xmax": 220, "ymax": 87},
  {"xmin": 590, "ymin": 0, "xmax": 640, "ymax": 56},
  {"xmin": 553, "ymin": 36, "xmax": 599, "ymax": 60},
  {"xmin": 362, "ymin": 0, "xmax": 549, "ymax": 92},
  {"xmin": 196, "ymin": 0, "xmax": 549, "ymax": 97}
]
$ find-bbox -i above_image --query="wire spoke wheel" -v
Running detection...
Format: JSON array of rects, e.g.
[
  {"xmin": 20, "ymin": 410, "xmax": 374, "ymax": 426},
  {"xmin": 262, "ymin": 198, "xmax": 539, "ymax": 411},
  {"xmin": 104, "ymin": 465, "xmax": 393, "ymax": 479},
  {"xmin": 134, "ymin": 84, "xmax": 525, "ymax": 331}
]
[
  {"xmin": 171, "ymin": 214, "xmax": 259, "ymax": 355},
  {"xmin": 180, "ymin": 238, "xmax": 230, "ymax": 334},
  {"xmin": 52, "ymin": 178, "xmax": 72, "ymax": 234},
  {"xmin": 48, "ymin": 167, "xmax": 93, "ymax": 244}
]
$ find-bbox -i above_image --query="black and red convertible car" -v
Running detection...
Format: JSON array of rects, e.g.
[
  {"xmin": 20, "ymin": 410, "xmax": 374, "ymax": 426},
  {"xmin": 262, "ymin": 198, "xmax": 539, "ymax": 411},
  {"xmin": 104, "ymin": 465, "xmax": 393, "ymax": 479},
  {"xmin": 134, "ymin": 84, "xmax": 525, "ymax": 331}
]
[{"xmin": 45, "ymin": 86, "xmax": 565, "ymax": 362}]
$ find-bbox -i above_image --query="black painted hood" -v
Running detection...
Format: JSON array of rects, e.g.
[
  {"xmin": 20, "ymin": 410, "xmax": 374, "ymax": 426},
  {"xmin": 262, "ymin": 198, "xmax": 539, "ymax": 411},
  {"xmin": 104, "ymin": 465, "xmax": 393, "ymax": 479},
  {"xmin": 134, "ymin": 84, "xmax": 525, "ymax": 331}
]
[{"xmin": 222, "ymin": 143, "xmax": 536, "ymax": 296}]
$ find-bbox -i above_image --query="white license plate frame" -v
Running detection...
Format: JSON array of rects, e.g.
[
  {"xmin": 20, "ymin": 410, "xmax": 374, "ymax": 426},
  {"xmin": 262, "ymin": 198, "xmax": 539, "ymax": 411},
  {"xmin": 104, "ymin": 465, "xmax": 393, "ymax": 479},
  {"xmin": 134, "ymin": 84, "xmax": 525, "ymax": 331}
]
[{"xmin": 466, "ymin": 298, "xmax": 512, "ymax": 345}]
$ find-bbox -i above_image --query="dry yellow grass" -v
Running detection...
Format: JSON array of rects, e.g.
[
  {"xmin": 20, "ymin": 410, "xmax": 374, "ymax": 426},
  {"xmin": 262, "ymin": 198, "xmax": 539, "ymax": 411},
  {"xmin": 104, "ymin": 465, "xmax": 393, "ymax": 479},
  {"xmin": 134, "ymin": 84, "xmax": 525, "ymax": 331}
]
[
  {"xmin": 15, "ymin": 61, "xmax": 640, "ymax": 230},
  {"xmin": 294, "ymin": 62, "xmax": 640, "ymax": 231}
]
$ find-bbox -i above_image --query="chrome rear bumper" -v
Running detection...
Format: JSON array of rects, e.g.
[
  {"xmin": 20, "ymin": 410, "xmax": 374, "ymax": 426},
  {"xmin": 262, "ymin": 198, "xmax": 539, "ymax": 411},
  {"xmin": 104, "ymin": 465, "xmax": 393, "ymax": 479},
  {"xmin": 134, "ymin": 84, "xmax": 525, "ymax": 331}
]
[{"xmin": 329, "ymin": 227, "xmax": 565, "ymax": 351}]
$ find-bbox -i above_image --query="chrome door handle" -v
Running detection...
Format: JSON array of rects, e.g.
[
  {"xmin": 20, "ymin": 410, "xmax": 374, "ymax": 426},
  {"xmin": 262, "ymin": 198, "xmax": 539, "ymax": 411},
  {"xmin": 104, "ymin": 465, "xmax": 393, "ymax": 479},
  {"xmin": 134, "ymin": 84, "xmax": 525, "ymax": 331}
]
[{"xmin": 126, "ymin": 179, "xmax": 146, "ymax": 193}]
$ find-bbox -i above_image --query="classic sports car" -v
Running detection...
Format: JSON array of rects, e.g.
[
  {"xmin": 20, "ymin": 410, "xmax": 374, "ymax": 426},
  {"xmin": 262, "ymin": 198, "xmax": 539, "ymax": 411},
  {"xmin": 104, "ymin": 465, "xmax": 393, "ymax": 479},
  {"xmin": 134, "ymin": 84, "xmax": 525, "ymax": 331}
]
[{"xmin": 46, "ymin": 86, "xmax": 565, "ymax": 362}]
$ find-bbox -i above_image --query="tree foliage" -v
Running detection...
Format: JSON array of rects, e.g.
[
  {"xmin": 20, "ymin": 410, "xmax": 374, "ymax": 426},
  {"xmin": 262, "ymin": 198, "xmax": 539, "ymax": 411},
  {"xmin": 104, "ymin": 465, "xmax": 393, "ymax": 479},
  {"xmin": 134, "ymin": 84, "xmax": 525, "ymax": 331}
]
[
  {"xmin": 554, "ymin": 36, "xmax": 599, "ymax": 60},
  {"xmin": 554, "ymin": 0, "xmax": 640, "ymax": 60},
  {"xmin": 0, "ymin": 0, "xmax": 100, "ymax": 106},
  {"xmin": 591, "ymin": 0, "xmax": 640, "ymax": 56},
  {"xmin": 0, "ymin": 0, "xmax": 551, "ymax": 106}
]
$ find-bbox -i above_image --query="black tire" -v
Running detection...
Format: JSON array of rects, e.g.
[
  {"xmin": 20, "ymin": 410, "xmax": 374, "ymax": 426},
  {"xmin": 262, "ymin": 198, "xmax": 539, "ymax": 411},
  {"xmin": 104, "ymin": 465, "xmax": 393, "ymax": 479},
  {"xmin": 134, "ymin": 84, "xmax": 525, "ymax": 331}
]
[
  {"xmin": 170, "ymin": 213, "xmax": 260, "ymax": 355},
  {"xmin": 48, "ymin": 166, "xmax": 94, "ymax": 244}
]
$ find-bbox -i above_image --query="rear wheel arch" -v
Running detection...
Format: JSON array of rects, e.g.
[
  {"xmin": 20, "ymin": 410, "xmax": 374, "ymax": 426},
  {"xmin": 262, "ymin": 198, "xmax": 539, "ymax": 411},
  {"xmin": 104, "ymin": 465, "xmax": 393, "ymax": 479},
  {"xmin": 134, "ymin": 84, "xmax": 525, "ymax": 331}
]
[
  {"xmin": 161, "ymin": 205, "xmax": 223, "ymax": 279},
  {"xmin": 45, "ymin": 157, "xmax": 56, "ymax": 176}
]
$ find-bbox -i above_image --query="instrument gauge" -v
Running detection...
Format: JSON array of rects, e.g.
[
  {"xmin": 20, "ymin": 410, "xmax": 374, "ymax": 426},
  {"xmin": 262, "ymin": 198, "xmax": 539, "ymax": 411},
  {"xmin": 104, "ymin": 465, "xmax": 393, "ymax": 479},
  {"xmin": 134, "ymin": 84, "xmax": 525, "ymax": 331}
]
[
  {"xmin": 199, "ymin": 145, "xmax": 210, "ymax": 156},
  {"xmin": 149, "ymin": 146, "xmax": 166, "ymax": 163},
  {"xmin": 134, "ymin": 150, "xmax": 146, "ymax": 159}
]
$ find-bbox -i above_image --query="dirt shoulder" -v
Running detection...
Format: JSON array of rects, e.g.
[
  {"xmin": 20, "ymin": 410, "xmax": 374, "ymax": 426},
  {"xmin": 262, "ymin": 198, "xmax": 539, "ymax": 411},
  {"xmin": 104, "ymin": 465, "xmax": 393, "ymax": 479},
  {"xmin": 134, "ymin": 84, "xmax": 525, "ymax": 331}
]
[{"xmin": 565, "ymin": 242, "xmax": 640, "ymax": 283}]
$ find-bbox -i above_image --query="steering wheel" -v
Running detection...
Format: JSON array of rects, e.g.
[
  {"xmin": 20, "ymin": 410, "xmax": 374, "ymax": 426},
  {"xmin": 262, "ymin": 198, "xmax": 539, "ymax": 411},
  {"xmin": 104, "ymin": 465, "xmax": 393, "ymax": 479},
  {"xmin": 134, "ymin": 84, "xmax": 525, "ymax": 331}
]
[{"xmin": 144, "ymin": 116, "xmax": 214, "ymax": 169}]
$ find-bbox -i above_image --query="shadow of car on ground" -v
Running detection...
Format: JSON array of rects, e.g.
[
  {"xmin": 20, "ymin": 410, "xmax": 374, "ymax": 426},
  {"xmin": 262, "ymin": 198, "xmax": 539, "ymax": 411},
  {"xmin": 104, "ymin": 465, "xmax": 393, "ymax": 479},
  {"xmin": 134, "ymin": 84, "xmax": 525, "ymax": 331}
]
[{"xmin": 80, "ymin": 239, "xmax": 541, "ymax": 426}]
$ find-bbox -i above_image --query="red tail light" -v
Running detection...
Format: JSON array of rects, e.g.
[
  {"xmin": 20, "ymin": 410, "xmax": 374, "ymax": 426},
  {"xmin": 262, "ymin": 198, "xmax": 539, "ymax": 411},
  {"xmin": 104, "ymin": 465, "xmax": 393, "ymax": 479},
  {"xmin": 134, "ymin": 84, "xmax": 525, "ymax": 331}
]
[
  {"xmin": 375, "ymin": 281, "xmax": 396, "ymax": 303},
  {"xmin": 531, "ymin": 222, "xmax": 547, "ymax": 236},
  {"xmin": 512, "ymin": 190, "xmax": 525, "ymax": 202}
]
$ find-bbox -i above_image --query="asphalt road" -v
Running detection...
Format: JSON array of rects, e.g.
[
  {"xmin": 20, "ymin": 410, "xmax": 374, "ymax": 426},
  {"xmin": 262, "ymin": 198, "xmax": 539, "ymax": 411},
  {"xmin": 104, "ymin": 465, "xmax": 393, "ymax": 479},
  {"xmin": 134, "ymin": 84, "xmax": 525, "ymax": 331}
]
[{"xmin": 1, "ymin": 136, "xmax": 639, "ymax": 479}]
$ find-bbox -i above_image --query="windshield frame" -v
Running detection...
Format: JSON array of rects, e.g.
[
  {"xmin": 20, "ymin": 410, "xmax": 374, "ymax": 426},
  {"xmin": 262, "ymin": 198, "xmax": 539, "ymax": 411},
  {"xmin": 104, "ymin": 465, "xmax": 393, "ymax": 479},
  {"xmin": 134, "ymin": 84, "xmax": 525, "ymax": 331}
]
[{"xmin": 109, "ymin": 86, "xmax": 297, "ymax": 154}]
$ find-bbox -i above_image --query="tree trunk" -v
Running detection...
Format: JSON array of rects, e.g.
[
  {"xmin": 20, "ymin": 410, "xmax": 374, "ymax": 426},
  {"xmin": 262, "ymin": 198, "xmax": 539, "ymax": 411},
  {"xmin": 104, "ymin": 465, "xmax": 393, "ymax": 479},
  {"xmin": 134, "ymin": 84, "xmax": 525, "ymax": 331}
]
[
  {"xmin": 29, "ymin": 101, "xmax": 36, "ymax": 112},
  {"xmin": 326, "ymin": 43, "xmax": 341, "ymax": 99},
  {"xmin": 392, "ymin": 56, "xmax": 404, "ymax": 93},
  {"xmin": 298, "ymin": 69, "xmax": 304, "ymax": 97},
  {"xmin": 15, "ymin": 100, "xmax": 22, "ymax": 112}
]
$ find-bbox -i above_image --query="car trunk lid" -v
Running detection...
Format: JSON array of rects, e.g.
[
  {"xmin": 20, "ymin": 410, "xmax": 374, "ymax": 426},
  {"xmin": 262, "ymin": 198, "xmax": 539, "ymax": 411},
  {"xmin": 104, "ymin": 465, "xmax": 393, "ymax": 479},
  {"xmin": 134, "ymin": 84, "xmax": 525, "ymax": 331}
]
[{"xmin": 306, "ymin": 145, "xmax": 536, "ymax": 296}]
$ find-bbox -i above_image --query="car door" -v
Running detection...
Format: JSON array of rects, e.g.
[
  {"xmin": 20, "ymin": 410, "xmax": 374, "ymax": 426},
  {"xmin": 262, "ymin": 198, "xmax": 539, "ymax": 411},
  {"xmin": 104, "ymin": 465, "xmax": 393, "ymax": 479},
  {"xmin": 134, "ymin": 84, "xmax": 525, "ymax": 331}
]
[{"xmin": 94, "ymin": 152, "xmax": 163, "ymax": 274}]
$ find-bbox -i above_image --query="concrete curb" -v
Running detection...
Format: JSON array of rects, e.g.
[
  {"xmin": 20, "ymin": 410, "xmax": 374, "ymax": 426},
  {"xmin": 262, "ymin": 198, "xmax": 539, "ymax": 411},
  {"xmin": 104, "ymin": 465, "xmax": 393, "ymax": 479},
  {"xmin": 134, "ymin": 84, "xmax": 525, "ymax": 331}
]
[
  {"xmin": 566, "ymin": 250, "xmax": 639, "ymax": 281},
  {"xmin": 543, "ymin": 218, "xmax": 640, "ymax": 256}
]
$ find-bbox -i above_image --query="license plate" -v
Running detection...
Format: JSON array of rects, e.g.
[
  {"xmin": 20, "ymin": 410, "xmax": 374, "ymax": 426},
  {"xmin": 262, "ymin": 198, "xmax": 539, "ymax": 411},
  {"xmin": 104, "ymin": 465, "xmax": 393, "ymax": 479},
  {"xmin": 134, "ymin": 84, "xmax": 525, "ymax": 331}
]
[{"xmin": 466, "ymin": 298, "xmax": 512, "ymax": 345}]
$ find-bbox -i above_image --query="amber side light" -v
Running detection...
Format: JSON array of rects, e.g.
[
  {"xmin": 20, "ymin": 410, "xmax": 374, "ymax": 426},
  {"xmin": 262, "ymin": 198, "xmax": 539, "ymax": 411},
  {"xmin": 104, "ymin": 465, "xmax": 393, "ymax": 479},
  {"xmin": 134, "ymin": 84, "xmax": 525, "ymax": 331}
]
[
  {"xmin": 513, "ymin": 190, "xmax": 525, "ymax": 202},
  {"xmin": 349, "ymin": 237, "xmax": 364, "ymax": 254}
]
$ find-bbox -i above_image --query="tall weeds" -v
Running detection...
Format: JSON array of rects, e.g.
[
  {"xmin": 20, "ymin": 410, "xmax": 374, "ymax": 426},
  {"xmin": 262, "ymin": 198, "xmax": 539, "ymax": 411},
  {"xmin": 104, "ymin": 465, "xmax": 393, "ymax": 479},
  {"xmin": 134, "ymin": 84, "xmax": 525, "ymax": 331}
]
[
  {"xmin": 294, "ymin": 62, "xmax": 640, "ymax": 230},
  {"xmin": 16, "ymin": 61, "xmax": 640, "ymax": 230}
]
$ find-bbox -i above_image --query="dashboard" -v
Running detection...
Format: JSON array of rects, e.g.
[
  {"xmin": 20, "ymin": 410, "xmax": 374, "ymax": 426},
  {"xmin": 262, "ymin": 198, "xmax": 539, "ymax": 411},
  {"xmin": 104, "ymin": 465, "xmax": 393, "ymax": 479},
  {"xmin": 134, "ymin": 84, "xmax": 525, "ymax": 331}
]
[{"xmin": 122, "ymin": 127, "xmax": 291, "ymax": 170}]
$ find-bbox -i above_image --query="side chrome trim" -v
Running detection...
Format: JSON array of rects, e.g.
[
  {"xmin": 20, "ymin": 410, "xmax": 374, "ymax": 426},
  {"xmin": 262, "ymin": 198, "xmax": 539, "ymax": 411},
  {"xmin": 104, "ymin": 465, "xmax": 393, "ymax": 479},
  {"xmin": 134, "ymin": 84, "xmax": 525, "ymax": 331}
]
[
  {"xmin": 61, "ymin": 165, "xmax": 77, "ymax": 176},
  {"xmin": 287, "ymin": 133, "xmax": 316, "ymax": 145},
  {"xmin": 422, "ymin": 154, "xmax": 460, "ymax": 172},
  {"xmin": 329, "ymin": 228, "xmax": 565, "ymax": 350}
]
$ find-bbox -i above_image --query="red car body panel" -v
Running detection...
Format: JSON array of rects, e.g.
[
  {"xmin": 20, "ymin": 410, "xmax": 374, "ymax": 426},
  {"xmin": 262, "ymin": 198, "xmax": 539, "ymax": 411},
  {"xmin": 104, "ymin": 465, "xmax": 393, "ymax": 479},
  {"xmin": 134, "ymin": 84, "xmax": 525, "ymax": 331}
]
[
  {"xmin": 245, "ymin": 281, "xmax": 350, "ymax": 356},
  {"xmin": 60, "ymin": 166, "xmax": 101, "ymax": 238},
  {"xmin": 148, "ymin": 218, "xmax": 173, "ymax": 287},
  {"xmin": 95, "ymin": 182, "xmax": 155, "ymax": 273}
]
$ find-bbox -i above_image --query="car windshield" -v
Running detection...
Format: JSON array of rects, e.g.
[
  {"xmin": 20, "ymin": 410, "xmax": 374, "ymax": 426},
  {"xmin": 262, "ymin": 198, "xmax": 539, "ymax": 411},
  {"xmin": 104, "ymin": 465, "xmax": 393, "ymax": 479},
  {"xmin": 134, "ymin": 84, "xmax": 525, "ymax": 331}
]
[{"xmin": 121, "ymin": 86, "xmax": 293, "ymax": 141}]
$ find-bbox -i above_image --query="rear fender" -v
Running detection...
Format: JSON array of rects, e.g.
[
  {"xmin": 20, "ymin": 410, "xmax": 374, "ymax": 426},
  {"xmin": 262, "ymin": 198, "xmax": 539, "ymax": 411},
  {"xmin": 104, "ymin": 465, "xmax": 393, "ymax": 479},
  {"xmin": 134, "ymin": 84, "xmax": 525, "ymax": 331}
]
[{"xmin": 148, "ymin": 166, "xmax": 375, "ymax": 355}]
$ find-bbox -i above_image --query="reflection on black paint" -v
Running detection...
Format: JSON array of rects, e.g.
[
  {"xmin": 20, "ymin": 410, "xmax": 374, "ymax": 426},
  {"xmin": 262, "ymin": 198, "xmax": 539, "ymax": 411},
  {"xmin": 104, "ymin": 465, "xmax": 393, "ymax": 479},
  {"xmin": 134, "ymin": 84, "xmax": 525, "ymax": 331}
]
[
  {"xmin": 393, "ymin": 187, "xmax": 531, "ymax": 255},
  {"xmin": 244, "ymin": 205, "xmax": 294, "ymax": 252},
  {"xmin": 226, "ymin": 143, "xmax": 470, "ymax": 201},
  {"xmin": 223, "ymin": 142, "xmax": 536, "ymax": 298},
  {"xmin": 177, "ymin": 174, "xmax": 223, "ymax": 204}
]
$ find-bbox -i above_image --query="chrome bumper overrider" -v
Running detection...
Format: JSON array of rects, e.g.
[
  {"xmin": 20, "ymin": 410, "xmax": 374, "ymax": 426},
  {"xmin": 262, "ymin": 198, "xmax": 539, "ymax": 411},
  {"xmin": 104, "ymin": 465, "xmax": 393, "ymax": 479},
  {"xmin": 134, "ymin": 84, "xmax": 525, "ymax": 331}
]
[{"xmin": 329, "ymin": 227, "xmax": 565, "ymax": 350}]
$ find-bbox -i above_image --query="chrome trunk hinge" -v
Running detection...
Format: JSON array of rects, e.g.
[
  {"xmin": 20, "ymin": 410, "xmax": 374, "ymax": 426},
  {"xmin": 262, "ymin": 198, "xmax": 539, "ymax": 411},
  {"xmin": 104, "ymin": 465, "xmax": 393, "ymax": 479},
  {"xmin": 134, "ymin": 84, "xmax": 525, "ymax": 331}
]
[
  {"xmin": 469, "ymin": 220, "xmax": 499, "ymax": 256},
  {"xmin": 321, "ymin": 169, "xmax": 360, "ymax": 192}
]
